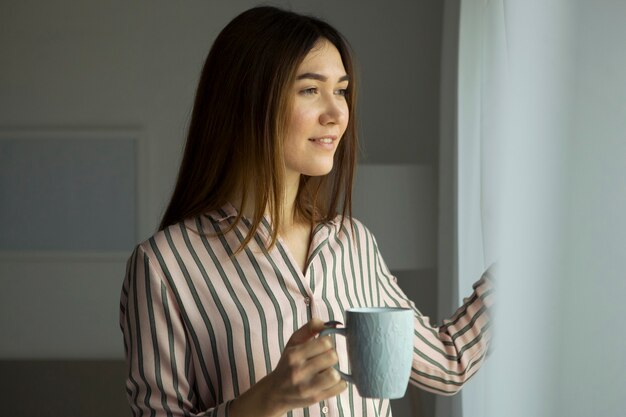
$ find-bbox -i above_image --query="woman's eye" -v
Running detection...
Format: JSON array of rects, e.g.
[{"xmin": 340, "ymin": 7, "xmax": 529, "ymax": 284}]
[
  {"xmin": 336, "ymin": 88, "xmax": 348, "ymax": 97},
  {"xmin": 300, "ymin": 87, "xmax": 318, "ymax": 95}
]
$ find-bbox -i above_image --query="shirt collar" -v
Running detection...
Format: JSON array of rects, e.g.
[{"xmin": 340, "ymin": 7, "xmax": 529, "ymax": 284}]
[
  {"xmin": 204, "ymin": 201, "xmax": 343, "ymax": 227},
  {"xmin": 204, "ymin": 201, "xmax": 238, "ymax": 223}
]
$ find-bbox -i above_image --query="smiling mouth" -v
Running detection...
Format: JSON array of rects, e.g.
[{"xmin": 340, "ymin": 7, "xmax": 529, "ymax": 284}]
[{"xmin": 309, "ymin": 135, "xmax": 337, "ymax": 144}]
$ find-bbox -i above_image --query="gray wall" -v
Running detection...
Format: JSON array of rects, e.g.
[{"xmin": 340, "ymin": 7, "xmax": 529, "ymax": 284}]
[{"xmin": 0, "ymin": 1, "xmax": 444, "ymax": 417}]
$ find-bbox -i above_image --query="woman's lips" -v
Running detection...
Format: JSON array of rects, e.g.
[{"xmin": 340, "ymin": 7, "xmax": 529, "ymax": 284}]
[{"xmin": 308, "ymin": 136, "xmax": 338, "ymax": 150}]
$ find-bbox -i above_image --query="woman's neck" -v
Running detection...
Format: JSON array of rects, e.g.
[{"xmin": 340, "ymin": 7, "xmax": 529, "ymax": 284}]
[{"xmin": 229, "ymin": 172, "xmax": 303, "ymax": 232}]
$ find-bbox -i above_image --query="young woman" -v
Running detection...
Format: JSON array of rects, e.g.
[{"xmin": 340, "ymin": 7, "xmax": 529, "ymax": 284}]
[{"xmin": 119, "ymin": 6, "xmax": 494, "ymax": 417}]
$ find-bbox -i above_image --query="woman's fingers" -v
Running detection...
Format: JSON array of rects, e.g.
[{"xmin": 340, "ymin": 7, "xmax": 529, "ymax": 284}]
[
  {"xmin": 301, "ymin": 343, "xmax": 338, "ymax": 376},
  {"xmin": 284, "ymin": 335, "xmax": 334, "ymax": 368},
  {"xmin": 292, "ymin": 366, "xmax": 346, "ymax": 401},
  {"xmin": 324, "ymin": 378, "xmax": 349, "ymax": 399},
  {"xmin": 286, "ymin": 318, "xmax": 326, "ymax": 347},
  {"xmin": 294, "ymin": 343, "xmax": 342, "ymax": 398},
  {"xmin": 304, "ymin": 368, "xmax": 348, "ymax": 401},
  {"xmin": 312, "ymin": 366, "xmax": 343, "ymax": 390},
  {"xmin": 267, "ymin": 319, "xmax": 347, "ymax": 412}
]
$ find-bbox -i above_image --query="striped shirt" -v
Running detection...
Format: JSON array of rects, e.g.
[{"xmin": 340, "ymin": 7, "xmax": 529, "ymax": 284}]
[{"xmin": 119, "ymin": 201, "xmax": 493, "ymax": 417}]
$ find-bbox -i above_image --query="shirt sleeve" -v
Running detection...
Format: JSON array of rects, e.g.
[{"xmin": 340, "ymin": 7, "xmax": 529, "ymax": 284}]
[
  {"xmin": 372, "ymin": 238, "xmax": 495, "ymax": 396},
  {"xmin": 119, "ymin": 244, "xmax": 232, "ymax": 417}
]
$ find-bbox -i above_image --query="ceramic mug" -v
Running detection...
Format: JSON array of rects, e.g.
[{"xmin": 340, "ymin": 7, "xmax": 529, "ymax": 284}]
[{"xmin": 319, "ymin": 307, "xmax": 414, "ymax": 399}]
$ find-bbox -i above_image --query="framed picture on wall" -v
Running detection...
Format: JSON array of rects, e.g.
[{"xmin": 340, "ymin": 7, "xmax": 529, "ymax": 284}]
[{"xmin": 0, "ymin": 128, "xmax": 148, "ymax": 256}]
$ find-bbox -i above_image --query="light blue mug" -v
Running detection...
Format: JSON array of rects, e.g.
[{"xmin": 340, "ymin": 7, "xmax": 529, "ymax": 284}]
[{"xmin": 319, "ymin": 307, "xmax": 414, "ymax": 399}]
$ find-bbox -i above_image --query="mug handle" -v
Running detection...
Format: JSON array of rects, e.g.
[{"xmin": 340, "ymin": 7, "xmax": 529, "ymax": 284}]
[{"xmin": 319, "ymin": 328, "xmax": 354, "ymax": 384}]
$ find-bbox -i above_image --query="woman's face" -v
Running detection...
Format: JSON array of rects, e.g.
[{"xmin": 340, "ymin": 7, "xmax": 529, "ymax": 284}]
[{"xmin": 283, "ymin": 39, "xmax": 349, "ymax": 179}]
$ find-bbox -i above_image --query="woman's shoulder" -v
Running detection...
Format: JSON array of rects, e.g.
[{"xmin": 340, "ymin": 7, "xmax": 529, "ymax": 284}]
[
  {"xmin": 327, "ymin": 213, "xmax": 376, "ymax": 241},
  {"xmin": 130, "ymin": 214, "xmax": 218, "ymax": 264}
]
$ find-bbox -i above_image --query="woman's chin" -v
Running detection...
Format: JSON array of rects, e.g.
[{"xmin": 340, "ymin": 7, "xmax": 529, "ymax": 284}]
[
  {"xmin": 287, "ymin": 159, "xmax": 335, "ymax": 178},
  {"xmin": 303, "ymin": 164, "xmax": 334, "ymax": 177}
]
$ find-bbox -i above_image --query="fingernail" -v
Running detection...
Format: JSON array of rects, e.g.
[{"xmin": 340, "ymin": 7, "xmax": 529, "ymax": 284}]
[{"xmin": 324, "ymin": 320, "xmax": 343, "ymax": 328}]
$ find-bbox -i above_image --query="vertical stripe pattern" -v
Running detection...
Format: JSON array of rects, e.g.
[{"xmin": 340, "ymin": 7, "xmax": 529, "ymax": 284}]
[{"xmin": 120, "ymin": 202, "xmax": 494, "ymax": 416}]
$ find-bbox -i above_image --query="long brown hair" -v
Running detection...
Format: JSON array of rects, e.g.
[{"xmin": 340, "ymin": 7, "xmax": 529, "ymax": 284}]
[{"xmin": 159, "ymin": 6, "xmax": 358, "ymax": 254}]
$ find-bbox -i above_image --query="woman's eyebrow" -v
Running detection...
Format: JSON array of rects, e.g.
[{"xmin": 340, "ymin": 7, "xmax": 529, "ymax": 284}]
[{"xmin": 295, "ymin": 72, "xmax": 350, "ymax": 82}]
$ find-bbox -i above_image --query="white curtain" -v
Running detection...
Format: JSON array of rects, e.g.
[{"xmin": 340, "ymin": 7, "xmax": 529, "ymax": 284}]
[
  {"xmin": 449, "ymin": 1, "xmax": 626, "ymax": 417},
  {"xmin": 453, "ymin": 1, "xmax": 571, "ymax": 416},
  {"xmin": 436, "ymin": 1, "xmax": 508, "ymax": 416},
  {"xmin": 438, "ymin": 0, "xmax": 504, "ymax": 415},
  {"xmin": 444, "ymin": 0, "xmax": 567, "ymax": 416}
]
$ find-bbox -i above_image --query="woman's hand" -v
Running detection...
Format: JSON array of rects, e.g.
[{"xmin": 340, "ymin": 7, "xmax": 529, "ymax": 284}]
[
  {"xmin": 267, "ymin": 318, "xmax": 348, "ymax": 413},
  {"xmin": 229, "ymin": 319, "xmax": 347, "ymax": 417}
]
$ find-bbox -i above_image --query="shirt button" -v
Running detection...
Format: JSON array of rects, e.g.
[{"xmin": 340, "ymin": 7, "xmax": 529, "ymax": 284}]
[
  {"xmin": 322, "ymin": 406, "xmax": 329, "ymax": 414},
  {"xmin": 304, "ymin": 297, "xmax": 311, "ymax": 306}
]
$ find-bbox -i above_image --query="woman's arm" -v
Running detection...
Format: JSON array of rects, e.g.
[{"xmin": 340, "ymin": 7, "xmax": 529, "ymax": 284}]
[
  {"xmin": 373, "ymin": 239, "xmax": 495, "ymax": 395},
  {"xmin": 120, "ymin": 244, "xmax": 232, "ymax": 416}
]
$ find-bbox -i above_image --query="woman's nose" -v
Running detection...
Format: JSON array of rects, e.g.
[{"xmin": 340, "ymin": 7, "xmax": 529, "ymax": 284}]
[{"xmin": 319, "ymin": 97, "xmax": 347, "ymax": 126}]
